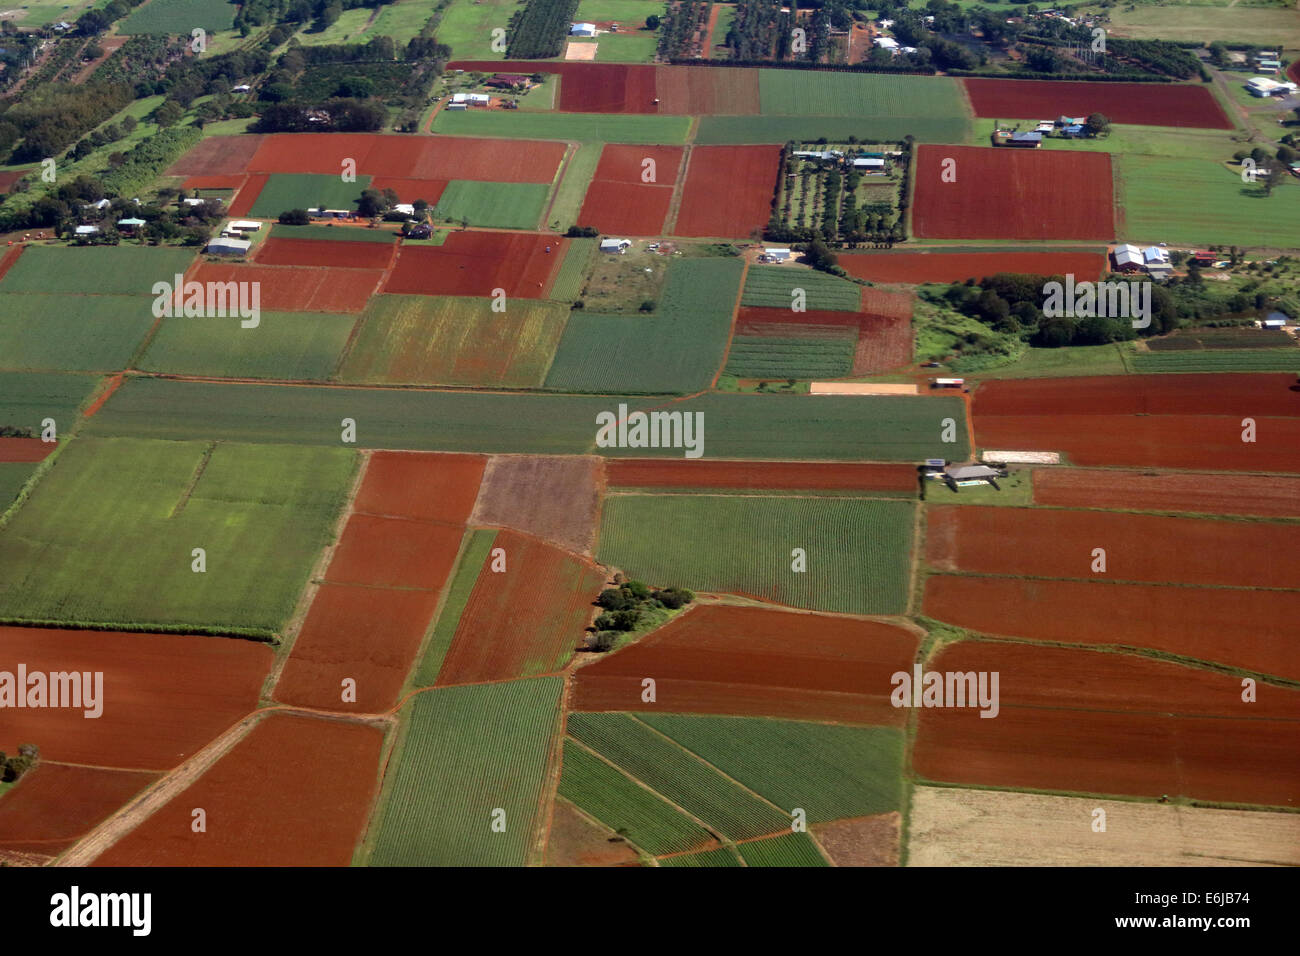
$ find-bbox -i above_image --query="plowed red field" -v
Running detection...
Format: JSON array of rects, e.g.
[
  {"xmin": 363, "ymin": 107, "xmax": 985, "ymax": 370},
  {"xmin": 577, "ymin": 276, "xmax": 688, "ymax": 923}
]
[
  {"xmin": 225, "ymin": 172, "xmax": 267, "ymax": 218},
  {"xmin": 165, "ymin": 135, "xmax": 266, "ymax": 177},
  {"xmin": 976, "ymin": 374, "xmax": 1300, "ymax": 418},
  {"xmin": 674, "ymin": 145, "xmax": 780, "ymax": 238},
  {"xmin": 366, "ymin": 177, "xmax": 448, "ymax": 204},
  {"xmin": 383, "ymin": 231, "xmax": 567, "ymax": 298},
  {"xmin": 912, "ymin": 145, "xmax": 1114, "ymax": 240},
  {"xmin": 245, "ymin": 133, "xmax": 565, "ymax": 182},
  {"xmin": 924, "ymin": 575, "xmax": 1300, "ymax": 681},
  {"xmin": 962, "ymin": 78, "xmax": 1232, "ymax": 130},
  {"xmin": 0, "ymin": 245, "xmax": 25, "ymax": 283},
  {"xmin": 0, "ymin": 764, "xmax": 157, "ymax": 856},
  {"xmin": 926, "ymin": 504, "xmax": 1300, "ymax": 587},
  {"xmin": 1032, "ymin": 469, "xmax": 1300, "ymax": 516},
  {"xmin": 91, "ymin": 713, "xmax": 384, "ymax": 866},
  {"xmin": 578, "ymin": 145, "xmax": 684, "ymax": 235},
  {"xmin": 606, "ymin": 459, "xmax": 918, "ymax": 492},
  {"xmin": 352, "ymin": 451, "xmax": 485, "ymax": 524},
  {"xmin": 274, "ymin": 583, "xmax": 444, "ymax": 711},
  {"xmin": 0, "ymin": 626, "xmax": 271, "ymax": 770},
  {"xmin": 255, "ymin": 236, "xmax": 396, "ymax": 270},
  {"xmin": 571, "ymin": 604, "xmax": 919, "ymax": 725},
  {"xmin": 913, "ymin": 642, "xmax": 1300, "ymax": 806},
  {"xmin": 181, "ymin": 174, "xmax": 247, "ymax": 191},
  {"xmin": 189, "ymin": 262, "xmax": 381, "ymax": 312},
  {"xmin": 838, "ymin": 251, "xmax": 1107, "ymax": 284},
  {"xmin": 435, "ymin": 530, "xmax": 604, "ymax": 684},
  {"xmin": 324, "ymin": 515, "xmax": 464, "ymax": 590},
  {"xmin": 0, "ymin": 438, "xmax": 52, "ymax": 462},
  {"xmin": 654, "ymin": 65, "xmax": 760, "ymax": 114}
]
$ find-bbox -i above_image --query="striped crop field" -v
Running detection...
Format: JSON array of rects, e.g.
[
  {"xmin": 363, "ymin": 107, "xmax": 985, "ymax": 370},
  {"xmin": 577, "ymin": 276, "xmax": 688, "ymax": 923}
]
[
  {"xmin": 638, "ymin": 714, "xmax": 906, "ymax": 821},
  {"xmin": 1128, "ymin": 350, "xmax": 1300, "ymax": 374},
  {"xmin": 412, "ymin": 529, "xmax": 497, "ymax": 687},
  {"xmin": 549, "ymin": 238, "xmax": 596, "ymax": 303},
  {"xmin": 139, "ymin": 312, "xmax": 357, "ymax": 381},
  {"xmin": 367, "ymin": 677, "xmax": 563, "ymax": 866},
  {"xmin": 759, "ymin": 71, "xmax": 968, "ymax": 120},
  {"xmin": 557, "ymin": 740, "xmax": 715, "ymax": 856},
  {"xmin": 741, "ymin": 266, "xmax": 862, "ymax": 311},
  {"xmin": 433, "ymin": 181, "xmax": 550, "ymax": 230},
  {"xmin": 737, "ymin": 832, "xmax": 829, "ymax": 866},
  {"xmin": 0, "ymin": 246, "xmax": 198, "ymax": 296},
  {"xmin": 723, "ymin": 334, "xmax": 856, "ymax": 379},
  {"xmin": 338, "ymin": 295, "xmax": 571, "ymax": 388},
  {"xmin": 597, "ymin": 494, "xmax": 915, "ymax": 614},
  {"xmin": 659, "ymin": 846, "xmax": 743, "ymax": 866},
  {"xmin": 0, "ymin": 294, "xmax": 157, "ymax": 373},
  {"xmin": 566, "ymin": 712, "xmax": 791, "ymax": 841}
]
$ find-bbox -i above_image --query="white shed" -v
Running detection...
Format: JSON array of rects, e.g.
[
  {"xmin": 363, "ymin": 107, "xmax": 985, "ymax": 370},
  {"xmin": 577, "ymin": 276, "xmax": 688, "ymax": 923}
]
[
  {"xmin": 206, "ymin": 237, "xmax": 252, "ymax": 255},
  {"xmin": 570, "ymin": 22, "xmax": 598, "ymax": 37},
  {"xmin": 599, "ymin": 238, "xmax": 632, "ymax": 253},
  {"xmin": 763, "ymin": 248, "xmax": 792, "ymax": 261}
]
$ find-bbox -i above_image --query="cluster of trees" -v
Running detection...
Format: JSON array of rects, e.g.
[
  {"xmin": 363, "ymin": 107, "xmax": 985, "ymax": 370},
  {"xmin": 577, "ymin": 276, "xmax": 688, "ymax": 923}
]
[
  {"xmin": 253, "ymin": 97, "xmax": 387, "ymax": 132},
  {"xmin": 1233, "ymin": 143, "xmax": 1298, "ymax": 197},
  {"xmin": 506, "ymin": 0, "xmax": 579, "ymax": 59},
  {"xmin": 589, "ymin": 579, "xmax": 695, "ymax": 651},
  {"xmin": 657, "ymin": 0, "xmax": 709, "ymax": 59},
  {"xmin": 1, "ymin": 744, "xmax": 40, "ymax": 783},
  {"xmin": 233, "ymin": 0, "xmax": 401, "ymax": 35},
  {"xmin": 1, "ymin": 81, "xmax": 135, "ymax": 163},
  {"xmin": 766, "ymin": 139, "xmax": 910, "ymax": 246}
]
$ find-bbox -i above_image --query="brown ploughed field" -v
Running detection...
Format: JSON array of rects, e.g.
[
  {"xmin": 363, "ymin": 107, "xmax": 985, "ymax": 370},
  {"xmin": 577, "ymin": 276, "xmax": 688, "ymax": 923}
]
[{"xmin": 0, "ymin": 765, "xmax": 158, "ymax": 857}]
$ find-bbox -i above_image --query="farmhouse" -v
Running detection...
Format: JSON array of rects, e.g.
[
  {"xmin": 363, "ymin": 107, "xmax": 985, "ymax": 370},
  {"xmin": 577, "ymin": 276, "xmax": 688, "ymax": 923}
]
[
  {"xmin": 1188, "ymin": 251, "xmax": 1216, "ymax": 267},
  {"xmin": 599, "ymin": 238, "xmax": 632, "ymax": 253},
  {"xmin": 762, "ymin": 247, "xmax": 792, "ymax": 262},
  {"xmin": 115, "ymin": 217, "xmax": 146, "ymax": 234},
  {"xmin": 206, "ymin": 237, "xmax": 251, "ymax": 256},
  {"xmin": 487, "ymin": 73, "xmax": 530, "ymax": 90}
]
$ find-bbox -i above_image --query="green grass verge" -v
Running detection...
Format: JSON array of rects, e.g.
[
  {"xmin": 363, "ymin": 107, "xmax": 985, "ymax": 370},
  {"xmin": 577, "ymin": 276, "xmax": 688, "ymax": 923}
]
[
  {"xmin": 433, "ymin": 181, "xmax": 550, "ymax": 229},
  {"xmin": 269, "ymin": 224, "xmax": 397, "ymax": 243},
  {"xmin": 412, "ymin": 529, "xmax": 497, "ymax": 686},
  {"xmin": 0, "ymin": 246, "xmax": 198, "ymax": 296},
  {"xmin": 138, "ymin": 312, "xmax": 356, "ymax": 381},
  {"xmin": 546, "ymin": 144, "xmax": 603, "ymax": 231},
  {"xmin": 597, "ymin": 494, "xmax": 914, "ymax": 614},
  {"xmin": 558, "ymin": 739, "xmax": 714, "ymax": 855},
  {"xmin": 0, "ymin": 464, "xmax": 37, "ymax": 512},
  {"xmin": 0, "ymin": 295, "xmax": 156, "ymax": 372},
  {"xmin": 0, "ymin": 437, "xmax": 354, "ymax": 633},
  {"xmin": 433, "ymin": 110, "xmax": 692, "ymax": 143},
  {"xmin": 543, "ymin": 257, "xmax": 743, "ymax": 393},
  {"xmin": 85, "ymin": 378, "xmax": 970, "ymax": 459},
  {"xmin": 966, "ymin": 343, "xmax": 1130, "ymax": 379},
  {"xmin": 367, "ymin": 677, "xmax": 563, "ymax": 865},
  {"xmin": 548, "ymin": 237, "xmax": 597, "ymax": 301},
  {"xmin": 248, "ymin": 173, "xmax": 373, "ymax": 218}
]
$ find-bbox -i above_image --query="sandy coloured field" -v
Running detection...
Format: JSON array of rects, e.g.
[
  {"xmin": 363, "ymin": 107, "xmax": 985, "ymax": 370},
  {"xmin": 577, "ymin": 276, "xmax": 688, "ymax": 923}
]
[{"xmin": 908, "ymin": 787, "xmax": 1300, "ymax": 866}]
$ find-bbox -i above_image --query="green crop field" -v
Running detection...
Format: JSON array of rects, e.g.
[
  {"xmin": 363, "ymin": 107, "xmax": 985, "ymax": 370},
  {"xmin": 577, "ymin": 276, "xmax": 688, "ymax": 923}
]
[
  {"xmin": 1116, "ymin": 156, "xmax": 1300, "ymax": 247},
  {"xmin": 544, "ymin": 257, "xmax": 743, "ymax": 393},
  {"xmin": 742, "ymin": 265, "xmax": 862, "ymax": 311},
  {"xmin": 695, "ymin": 115, "xmax": 971, "ymax": 146},
  {"xmin": 0, "ymin": 437, "xmax": 354, "ymax": 634},
  {"xmin": 598, "ymin": 494, "xmax": 914, "ymax": 613},
  {"xmin": 590, "ymin": 33, "xmax": 660, "ymax": 62},
  {"xmin": 0, "ymin": 295, "xmax": 155, "ymax": 373},
  {"xmin": 575, "ymin": 0, "xmax": 666, "ymax": 20},
  {"xmin": 338, "ymin": 295, "xmax": 571, "ymax": 388},
  {"xmin": 639, "ymin": 715, "xmax": 905, "ymax": 820},
  {"xmin": 248, "ymin": 173, "xmax": 373, "ymax": 218},
  {"xmin": 1128, "ymin": 350, "xmax": 1300, "ymax": 373},
  {"xmin": 759, "ymin": 71, "xmax": 968, "ymax": 119},
  {"xmin": 566, "ymin": 713, "xmax": 791, "ymax": 840},
  {"xmin": 0, "ymin": 463, "xmax": 36, "ymax": 511},
  {"xmin": 85, "ymin": 378, "xmax": 969, "ymax": 459},
  {"xmin": 968, "ymin": 344, "xmax": 1129, "ymax": 379},
  {"xmin": 432, "ymin": 181, "xmax": 550, "ymax": 229},
  {"xmin": 436, "ymin": 0, "xmax": 514, "ymax": 59},
  {"xmin": 549, "ymin": 238, "xmax": 596, "ymax": 301},
  {"xmin": 139, "ymin": 312, "xmax": 356, "ymax": 381},
  {"xmin": 0, "ymin": 371, "xmax": 99, "ymax": 434},
  {"xmin": 659, "ymin": 846, "xmax": 743, "ymax": 866},
  {"xmin": 0, "ymin": 246, "xmax": 198, "ymax": 296},
  {"xmin": 119, "ymin": 0, "xmax": 236, "ymax": 34},
  {"xmin": 546, "ymin": 145, "xmax": 602, "ymax": 231},
  {"xmin": 737, "ymin": 832, "xmax": 828, "ymax": 866},
  {"xmin": 433, "ymin": 110, "xmax": 692, "ymax": 144},
  {"xmin": 557, "ymin": 740, "xmax": 714, "ymax": 856},
  {"xmin": 413, "ymin": 529, "xmax": 497, "ymax": 686},
  {"xmin": 1097, "ymin": 4, "xmax": 1298, "ymax": 44},
  {"xmin": 269, "ymin": 224, "xmax": 397, "ymax": 243},
  {"xmin": 367, "ymin": 678, "xmax": 563, "ymax": 866},
  {"xmin": 723, "ymin": 334, "xmax": 856, "ymax": 379}
]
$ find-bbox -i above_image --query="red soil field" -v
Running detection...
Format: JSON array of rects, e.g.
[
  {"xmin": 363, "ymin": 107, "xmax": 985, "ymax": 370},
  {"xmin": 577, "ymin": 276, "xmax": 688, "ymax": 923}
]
[
  {"xmin": 435, "ymin": 530, "xmax": 605, "ymax": 685},
  {"xmin": 0, "ymin": 626, "xmax": 271, "ymax": 770},
  {"xmin": 188, "ymin": 262, "xmax": 381, "ymax": 312},
  {"xmin": 927, "ymin": 504, "xmax": 1300, "ymax": 588},
  {"xmin": 245, "ymin": 134, "xmax": 565, "ymax": 183},
  {"xmin": 383, "ymin": 231, "xmax": 567, "ymax": 299},
  {"xmin": 472, "ymin": 455, "xmax": 601, "ymax": 556},
  {"xmin": 913, "ymin": 642, "xmax": 1300, "ymax": 806},
  {"xmin": 579, "ymin": 181, "xmax": 675, "ymax": 236},
  {"xmin": 837, "ymin": 250, "xmax": 1107, "ymax": 284},
  {"xmin": 924, "ymin": 574, "xmax": 1300, "ymax": 681},
  {"xmin": 1032, "ymin": 468, "xmax": 1300, "ymax": 516},
  {"xmin": 962, "ymin": 77, "xmax": 1233, "ymax": 130},
  {"xmin": 571, "ymin": 603, "xmax": 919, "ymax": 725},
  {"xmin": 654, "ymin": 65, "xmax": 760, "ymax": 114},
  {"xmin": 593, "ymin": 144, "xmax": 684, "ymax": 183},
  {"xmin": 0, "ymin": 438, "xmax": 51, "ymax": 462},
  {"xmin": 165, "ymin": 135, "xmax": 266, "ymax": 177},
  {"xmin": 92, "ymin": 713, "xmax": 384, "ymax": 866},
  {"xmin": 675, "ymin": 145, "xmax": 780, "ymax": 237},
  {"xmin": 181, "ymin": 174, "xmax": 247, "ymax": 192},
  {"xmin": 912, "ymin": 145, "xmax": 1114, "ymax": 240},
  {"xmin": 0, "ymin": 764, "xmax": 157, "ymax": 856},
  {"xmin": 274, "ymin": 583, "xmax": 443, "ymax": 712},
  {"xmin": 352, "ymin": 451, "xmax": 486, "ymax": 524},
  {"xmin": 0, "ymin": 168, "xmax": 32, "ymax": 192},
  {"xmin": 975, "ymin": 373, "xmax": 1300, "ymax": 419},
  {"xmin": 256, "ymin": 236, "xmax": 396, "ymax": 270},
  {"xmin": 0, "ymin": 244, "xmax": 25, "ymax": 283},
  {"xmin": 366, "ymin": 177, "xmax": 448, "ymax": 205},
  {"xmin": 226, "ymin": 171, "xmax": 267, "ymax": 218},
  {"xmin": 324, "ymin": 514, "xmax": 464, "ymax": 591},
  {"xmin": 855, "ymin": 286, "xmax": 916, "ymax": 373},
  {"xmin": 606, "ymin": 459, "xmax": 918, "ymax": 492}
]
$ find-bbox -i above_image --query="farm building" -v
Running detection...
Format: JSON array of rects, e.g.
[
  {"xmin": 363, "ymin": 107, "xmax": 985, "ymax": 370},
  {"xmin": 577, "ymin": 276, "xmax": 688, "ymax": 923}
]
[
  {"xmin": 452, "ymin": 92, "xmax": 491, "ymax": 106},
  {"xmin": 487, "ymin": 74, "xmax": 530, "ymax": 89},
  {"xmin": 82, "ymin": 198, "xmax": 111, "ymax": 213},
  {"xmin": 794, "ymin": 150, "xmax": 843, "ymax": 160},
  {"xmin": 74, "ymin": 225, "xmax": 99, "ymax": 237},
  {"xmin": 206, "ymin": 237, "xmax": 251, "ymax": 256},
  {"xmin": 1188, "ymin": 251, "xmax": 1216, "ymax": 267},
  {"xmin": 227, "ymin": 220, "xmax": 262, "ymax": 234},
  {"xmin": 1112, "ymin": 244, "xmax": 1144, "ymax": 272},
  {"xmin": 1258, "ymin": 60, "xmax": 1282, "ymax": 73},
  {"xmin": 873, "ymin": 36, "xmax": 899, "ymax": 50},
  {"xmin": 115, "ymin": 217, "xmax": 145, "ymax": 233},
  {"xmin": 570, "ymin": 22, "xmax": 598, "ymax": 36},
  {"xmin": 1143, "ymin": 246, "xmax": 1169, "ymax": 266},
  {"xmin": 762, "ymin": 248, "xmax": 792, "ymax": 262},
  {"xmin": 393, "ymin": 203, "xmax": 416, "ymax": 217},
  {"xmin": 1262, "ymin": 316, "xmax": 1287, "ymax": 330},
  {"xmin": 1246, "ymin": 77, "xmax": 1298, "ymax": 97},
  {"xmin": 232, "ymin": 84, "xmax": 251, "ymax": 93},
  {"xmin": 445, "ymin": 102, "xmax": 468, "ymax": 111},
  {"xmin": 599, "ymin": 238, "xmax": 632, "ymax": 253},
  {"xmin": 1010, "ymin": 131, "xmax": 1042, "ymax": 148},
  {"xmin": 853, "ymin": 157, "xmax": 886, "ymax": 169}
]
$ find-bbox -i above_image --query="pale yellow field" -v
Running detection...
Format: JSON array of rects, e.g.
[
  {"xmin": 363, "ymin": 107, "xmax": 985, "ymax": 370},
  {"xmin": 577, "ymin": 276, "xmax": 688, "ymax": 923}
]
[
  {"xmin": 908, "ymin": 787, "xmax": 1300, "ymax": 866},
  {"xmin": 1105, "ymin": 6, "xmax": 1300, "ymax": 45}
]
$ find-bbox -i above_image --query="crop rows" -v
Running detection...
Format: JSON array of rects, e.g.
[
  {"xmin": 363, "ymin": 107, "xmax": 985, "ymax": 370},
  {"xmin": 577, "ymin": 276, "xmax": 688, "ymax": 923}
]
[
  {"xmin": 1130, "ymin": 350, "xmax": 1300, "ymax": 373},
  {"xmin": 741, "ymin": 266, "xmax": 862, "ymax": 311},
  {"xmin": 737, "ymin": 832, "xmax": 828, "ymax": 866},
  {"xmin": 723, "ymin": 336, "xmax": 856, "ymax": 379}
]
